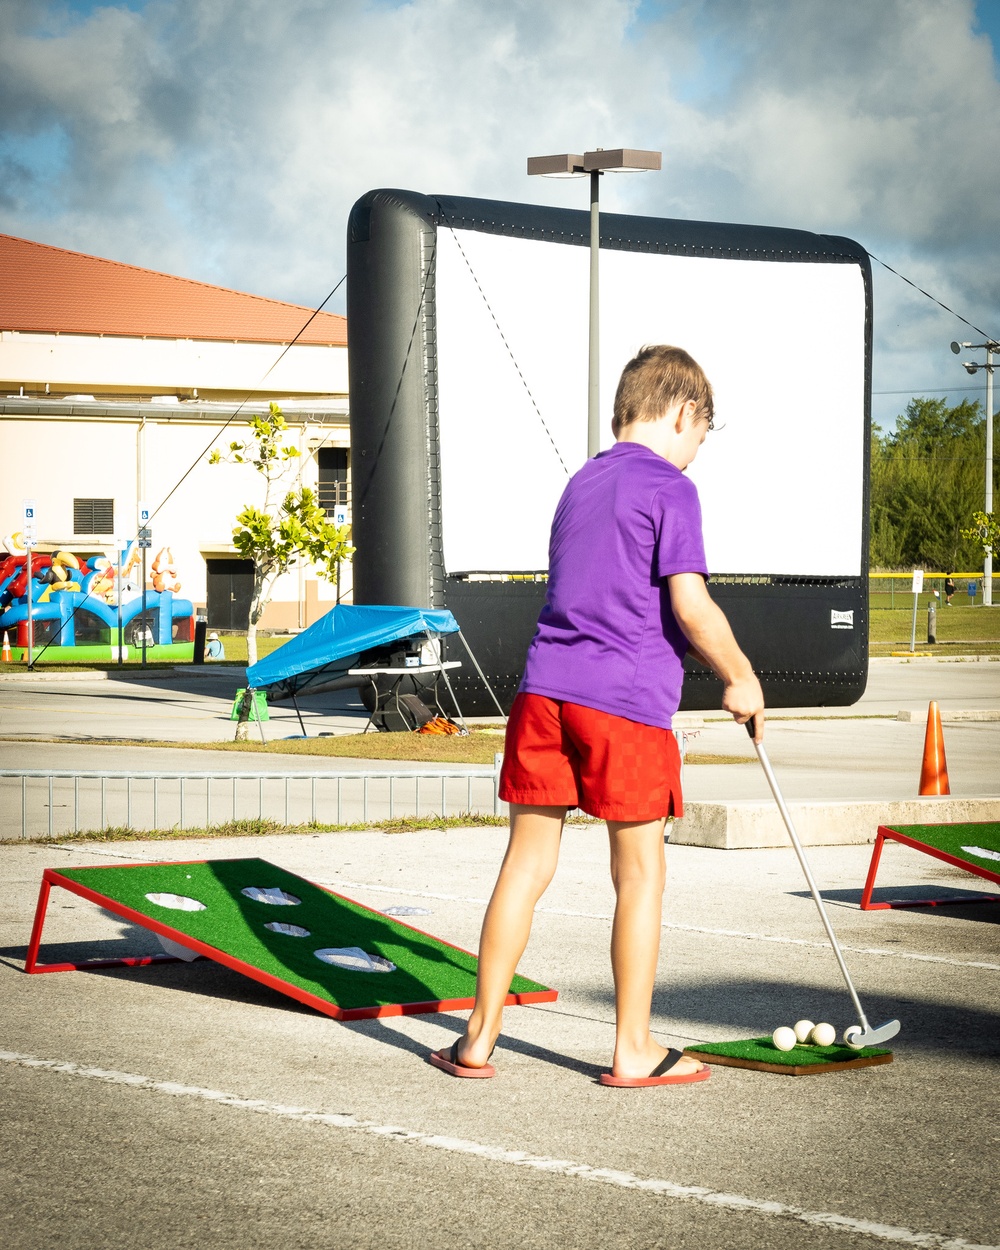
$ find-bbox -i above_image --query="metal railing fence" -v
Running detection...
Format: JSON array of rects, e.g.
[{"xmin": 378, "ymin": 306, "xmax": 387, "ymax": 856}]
[
  {"xmin": 0, "ymin": 762, "xmax": 505, "ymax": 842},
  {"xmin": 869, "ymin": 573, "xmax": 999, "ymax": 609}
]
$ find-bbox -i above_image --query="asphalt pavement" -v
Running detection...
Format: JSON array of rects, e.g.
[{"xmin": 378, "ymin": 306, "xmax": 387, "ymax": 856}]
[
  {"xmin": 3, "ymin": 657, "xmax": 999, "ymax": 803},
  {"xmin": 3, "ymin": 824, "xmax": 998, "ymax": 1250},
  {"xmin": 1, "ymin": 655, "xmax": 998, "ymax": 1249}
]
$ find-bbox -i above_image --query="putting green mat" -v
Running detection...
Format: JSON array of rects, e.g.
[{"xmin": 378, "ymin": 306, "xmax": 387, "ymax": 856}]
[
  {"xmin": 685, "ymin": 1036, "xmax": 892, "ymax": 1076},
  {"xmin": 882, "ymin": 823, "xmax": 1000, "ymax": 874},
  {"xmin": 56, "ymin": 858, "xmax": 555, "ymax": 1018}
]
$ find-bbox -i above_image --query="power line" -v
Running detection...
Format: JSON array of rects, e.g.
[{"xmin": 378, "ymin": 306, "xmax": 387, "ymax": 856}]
[
  {"xmin": 868, "ymin": 253, "xmax": 998, "ymax": 342},
  {"xmin": 872, "ymin": 386, "xmax": 983, "ymax": 396},
  {"xmin": 148, "ymin": 274, "xmax": 346, "ymax": 525}
]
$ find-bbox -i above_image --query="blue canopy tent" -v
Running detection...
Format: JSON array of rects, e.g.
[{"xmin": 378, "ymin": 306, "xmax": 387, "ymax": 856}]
[{"xmin": 244, "ymin": 603, "xmax": 502, "ymax": 734}]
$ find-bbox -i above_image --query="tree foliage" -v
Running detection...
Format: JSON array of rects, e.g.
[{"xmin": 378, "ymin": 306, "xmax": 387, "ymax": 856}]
[
  {"xmin": 870, "ymin": 397, "xmax": 995, "ymax": 571},
  {"xmin": 210, "ymin": 403, "xmax": 354, "ymax": 712},
  {"xmin": 960, "ymin": 509, "xmax": 999, "ymax": 558}
]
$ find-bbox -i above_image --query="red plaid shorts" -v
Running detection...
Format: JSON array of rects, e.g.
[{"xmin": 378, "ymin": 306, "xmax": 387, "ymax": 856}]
[{"xmin": 498, "ymin": 692, "xmax": 683, "ymax": 822}]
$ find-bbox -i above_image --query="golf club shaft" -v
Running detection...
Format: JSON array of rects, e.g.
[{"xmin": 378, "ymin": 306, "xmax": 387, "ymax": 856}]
[{"xmin": 750, "ymin": 733, "xmax": 872, "ymax": 1033}]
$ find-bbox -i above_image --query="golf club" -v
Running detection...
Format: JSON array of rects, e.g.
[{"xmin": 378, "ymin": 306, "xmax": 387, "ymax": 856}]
[{"xmin": 746, "ymin": 718, "xmax": 900, "ymax": 1049}]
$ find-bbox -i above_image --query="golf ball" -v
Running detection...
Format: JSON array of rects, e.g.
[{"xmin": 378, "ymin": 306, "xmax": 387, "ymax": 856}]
[
  {"xmin": 811, "ymin": 1022, "xmax": 836, "ymax": 1047},
  {"xmin": 793, "ymin": 1019, "xmax": 815, "ymax": 1044},
  {"xmin": 772, "ymin": 1026, "xmax": 797, "ymax": 1052}
]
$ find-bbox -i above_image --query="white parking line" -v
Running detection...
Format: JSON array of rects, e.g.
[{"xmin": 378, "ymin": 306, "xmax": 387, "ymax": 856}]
[
  {"xmin": 1, "ymin": 1049, "xmax": 993, "ymax": 1250},
  {"xmin": 322, "ymin": 877, "xmax": 1000, "ymax": 973}
]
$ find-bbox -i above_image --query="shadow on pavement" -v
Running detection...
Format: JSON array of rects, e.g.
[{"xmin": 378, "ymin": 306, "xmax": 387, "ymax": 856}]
[
  {"xmin": 345, "ymin": 1013, "xmax": 604, "ymax": 1078},
  {"xmin": 792, "ymin": 886, "xmax": 1000, "ymax": 922},
  {"xmin": 566, "ymin": 976, "xmax": 1000, "ymax": 1060}
]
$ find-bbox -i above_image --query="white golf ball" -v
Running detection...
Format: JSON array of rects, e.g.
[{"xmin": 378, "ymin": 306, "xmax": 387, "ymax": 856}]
[
  {"xmin": 772, "ymin": 1026, "xmax": 797, "ymax": 1052},
  {"xmin": 811, "ymin": 1022, "xmax": 836, "ymax": 1047},
  {"xmin": 793, "ymin": 1019, "xmax": 815, "ymax": 1044}
]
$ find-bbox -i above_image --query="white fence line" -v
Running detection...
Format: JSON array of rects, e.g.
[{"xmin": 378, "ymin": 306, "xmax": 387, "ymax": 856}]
[{"xmin": 0, "ymin": 762, "xmax": 505, "ymax": 841}]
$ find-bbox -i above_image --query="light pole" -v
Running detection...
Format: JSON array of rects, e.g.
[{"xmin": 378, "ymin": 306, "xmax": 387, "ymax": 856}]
[
  {"xmin": 951, "ymin": 339, "xmax": 998, "ymax": 606},
  {"xmin": 527, "ymin": 148, "xmax": 661, "ymax": 459}
]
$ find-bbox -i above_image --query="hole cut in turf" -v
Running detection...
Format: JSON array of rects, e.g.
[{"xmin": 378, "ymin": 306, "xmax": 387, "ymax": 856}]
[
  {"xmin": 314, "ymin": 947, "xmax": 397, "ymax": 974},
  {"xmin": 263, "ymin": 922, "xmax": 311, "ymax": 937},
  {"xmin": 241, "ymin": 886, "xmax": 301, "ymax": 906},
  {"xmin": 145, "ymin": 893, "xmax": 206, "ymax": 911}
]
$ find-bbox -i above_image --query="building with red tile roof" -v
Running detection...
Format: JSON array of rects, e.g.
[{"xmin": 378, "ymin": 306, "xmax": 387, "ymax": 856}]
[
  {"xmin": 0, "ymin": 232, "xmax": 346, "ymax": 345},
  {"xmin": 0, "ymin": 233, "xmax": 352, "ymax": 629}
]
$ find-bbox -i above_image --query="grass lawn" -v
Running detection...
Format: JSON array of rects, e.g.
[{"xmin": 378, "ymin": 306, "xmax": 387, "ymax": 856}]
[
  {"xmin": 0, "ymin": 633, "xmax": 291, "ymax": 673},
  {"xmin": 869, "ymin": 603, "xmax": 1000, "ymax": 655},
  {"xmin": 0, "ymin": 812, "xmax": 520, "ymax": 846},
  {"xmin": 203, "ymin": 635, "xmax": 293, "ymax": 664},
  {"xmin": 0, "ymin": 729, "xmax": 753, "ymax": 766}
]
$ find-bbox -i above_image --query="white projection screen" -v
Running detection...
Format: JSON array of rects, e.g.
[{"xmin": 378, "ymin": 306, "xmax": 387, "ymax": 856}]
[
  {"xmin": 435, "ymin": 230, "xmax": 866, "ymax": 577},
  {"xmin": 347, "ymin": 191, "xmax": 872, "ymax": 712}
]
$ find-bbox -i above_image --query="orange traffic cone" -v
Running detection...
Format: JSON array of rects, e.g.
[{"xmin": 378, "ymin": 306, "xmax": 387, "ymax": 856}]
[
  {"xmin": 1, "ymin": 631, "xmax": 11, "ymax": 662},
  {"xmin": 918, "ymin": 700, "xmax": 950, "ymax": 795}
]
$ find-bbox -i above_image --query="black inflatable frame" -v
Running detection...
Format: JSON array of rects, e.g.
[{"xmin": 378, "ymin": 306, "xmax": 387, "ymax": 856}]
[{"xmin": 346, "ymin": 190, "xmax": 871, "ymax": 714}]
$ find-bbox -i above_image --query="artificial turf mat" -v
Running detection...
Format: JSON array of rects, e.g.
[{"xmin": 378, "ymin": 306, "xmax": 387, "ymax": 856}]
[
  {"xmin": 882, "ymin": 823, "xmax": 1000, "ymax": 874},
  {"xmin": 53, "ymin": 858, "xmax": 555, "ymax": 1018},
  {"xmin": 684, "ymin": 1036, "xmax": 893, "ymax": 1076}
]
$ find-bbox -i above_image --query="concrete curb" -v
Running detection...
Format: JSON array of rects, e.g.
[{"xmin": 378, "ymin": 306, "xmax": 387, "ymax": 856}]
[
  {"xmin": 0, "ymin": 669, "xmax": 111, "ymax": 683},
  {"xmin": 896, "ymin": 708, "xmax": 1000, "ymax": 722},
  {"xmin": 672, "ymin": 797, "xmax": 1000, "ymax": 849},
  {"xmin": 0, "ymin": 666, "xmax": 247, "ymax": 684}
]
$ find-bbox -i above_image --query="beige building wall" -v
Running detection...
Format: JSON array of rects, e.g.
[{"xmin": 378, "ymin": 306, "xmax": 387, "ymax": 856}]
[
  {"xmin": 0, "ymin": 405, "xmax": 352, "ymax": 627},
  {"xmin": 1, "ymin": 330, "xmax": 348, "ymax": 400},
  {"xmin": 1, "ymin": 327, "xmax": 353, "ymax": 631}
]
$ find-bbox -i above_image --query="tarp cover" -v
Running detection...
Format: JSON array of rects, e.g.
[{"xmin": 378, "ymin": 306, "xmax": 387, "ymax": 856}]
[{"xmin": 245, "ymin": 603, "xmax": 459, "ymax": 696}]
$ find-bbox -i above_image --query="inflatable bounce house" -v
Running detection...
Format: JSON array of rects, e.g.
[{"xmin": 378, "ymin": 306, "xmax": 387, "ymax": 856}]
[{"xmin": 0, "ymin": 536, "xmax": 195, "ymax": 663}]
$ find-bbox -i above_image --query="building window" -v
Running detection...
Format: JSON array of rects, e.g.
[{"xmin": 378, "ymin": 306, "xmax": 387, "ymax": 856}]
[
  {"xmin": 74, "ymin": 498, "xmax": 114, "ymax": 533},
  {"xmin": 317, "ymin": 448, "xmax": 349, "ymax": 514}
]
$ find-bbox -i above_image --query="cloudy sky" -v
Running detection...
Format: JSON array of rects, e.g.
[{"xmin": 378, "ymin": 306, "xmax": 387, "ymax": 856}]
[{"xmin": 1, "ymin": 0, "xmax": 999, "ymax": 429}]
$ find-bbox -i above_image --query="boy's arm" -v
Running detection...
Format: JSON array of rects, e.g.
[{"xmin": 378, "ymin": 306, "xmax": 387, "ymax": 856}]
[{"xmin": 667, "ymin": 572, "xmax": 765, "ymax": 742}]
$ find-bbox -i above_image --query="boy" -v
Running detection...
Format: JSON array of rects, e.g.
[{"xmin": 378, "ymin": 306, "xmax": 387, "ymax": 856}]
[{"xmin": 430, "ymin": 345, "xmax": 764, "ymax": 1086}]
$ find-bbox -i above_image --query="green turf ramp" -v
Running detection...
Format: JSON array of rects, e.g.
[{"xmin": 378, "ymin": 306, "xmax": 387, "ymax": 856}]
[
  {"xmin": 885, "ymin": 822, "xmax": 1000, "ymax": 873},
  {"xmin": 57, "ymin": 858, "xmax": 553, "ymax": 1015}
]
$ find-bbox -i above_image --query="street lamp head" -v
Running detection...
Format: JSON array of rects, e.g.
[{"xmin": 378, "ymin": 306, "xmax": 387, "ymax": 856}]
[
  {"xmin": 582, "ymin": 148, "xmax": 661, "ymax": 173},
  {"xmin": 951, "ymin": 341, "xmax": 963, "ymax": 354},
  {"xmin": 526, "ymin": 153, "xmax": 586, "ymax": 178},
  {"xmin": 964, "ymin": 363, "xmax": 979, "ymax": 375}
]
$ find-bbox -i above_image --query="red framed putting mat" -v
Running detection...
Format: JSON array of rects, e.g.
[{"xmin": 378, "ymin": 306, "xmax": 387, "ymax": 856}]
[
  {"xmin": 26, "ymin": 857, "xmax": 557, "ymax": 1021},
  {"xmin": 860, "ymin": 822, "xmax": 1000, "ymax": 910}
]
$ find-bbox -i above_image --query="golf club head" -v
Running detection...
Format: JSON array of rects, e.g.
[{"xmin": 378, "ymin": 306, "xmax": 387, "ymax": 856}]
[{"xmin": 843, "ymin": 1019, "xmax": 900, "ymax": 1049}]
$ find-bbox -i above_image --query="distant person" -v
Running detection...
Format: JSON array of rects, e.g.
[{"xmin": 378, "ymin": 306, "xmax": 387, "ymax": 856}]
[
  {"xmin": 205, "ymin": 631, "xmax": 225, "ymax": 660},
  {"xmin": 944, "ymin": 574, "xmax": 955, "ymax": 606}
]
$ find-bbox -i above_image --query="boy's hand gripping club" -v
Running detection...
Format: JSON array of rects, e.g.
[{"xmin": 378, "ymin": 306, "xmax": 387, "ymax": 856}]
[{"xmin": 745, "ymin": 719, "xmax": 900, "ymax": 1049}]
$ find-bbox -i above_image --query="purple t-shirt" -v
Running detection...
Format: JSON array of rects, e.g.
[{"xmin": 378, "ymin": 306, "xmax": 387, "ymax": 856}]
[{"xmin": 519, "ymin": 441, "xmax": 708, "ymax": 730}]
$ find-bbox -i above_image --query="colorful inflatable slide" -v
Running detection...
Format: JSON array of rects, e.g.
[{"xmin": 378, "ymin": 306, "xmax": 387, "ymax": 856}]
[{"xmin": 0, "ymin": 535, "xmax": 195, "ymax": 663}]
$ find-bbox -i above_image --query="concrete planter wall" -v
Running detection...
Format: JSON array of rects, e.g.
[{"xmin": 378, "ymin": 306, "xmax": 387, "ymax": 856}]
[{"xmin": 672, "ymin": 798, "xmax": 1000, "ymax": 850}]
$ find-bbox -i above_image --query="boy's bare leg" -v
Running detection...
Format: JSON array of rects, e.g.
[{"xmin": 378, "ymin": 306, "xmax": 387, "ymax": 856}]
[
  {"xmin": 607, "ymin": 819, "xmax": 705, "ymax": 1079},
  {"xmin": 433, "ymin": 803, "xmax": 565, "ymax": 1069}
]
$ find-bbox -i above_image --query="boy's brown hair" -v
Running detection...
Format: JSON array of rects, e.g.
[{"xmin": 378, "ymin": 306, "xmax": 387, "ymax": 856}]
[{"xmin": 612, "ymin": 345, "xmax": 714, "ymax": 435}]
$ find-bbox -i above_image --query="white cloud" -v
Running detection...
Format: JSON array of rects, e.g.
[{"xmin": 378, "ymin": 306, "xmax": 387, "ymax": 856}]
[{"xmin": 1, "ymin": 0, "xmax": 998, "ymax": 426}]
